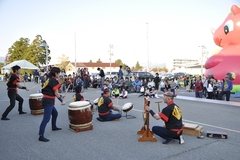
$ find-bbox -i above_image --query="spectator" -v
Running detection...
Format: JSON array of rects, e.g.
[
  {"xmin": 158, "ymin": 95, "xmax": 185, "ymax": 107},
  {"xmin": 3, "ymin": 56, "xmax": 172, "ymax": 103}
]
[
  {"xmin": 218, "ymin": 75, "xmax": 233, "ymax": 101},
  {"xmin": 194, "ymin": 77, "xmax": 203, "ymax": 98},
  {"xmin": 97, "ymin": 67, "xmax": 105, "ymax": 88},
  {"xmin": 154, "ymin": 73, "xmax": 160, "ymax": 90},
  {"xmin": 132, "ymin": 77, "xmax": 141, "ymax": 93},
  {"xmin": 118, "ymin": 65, "xmax": 123, "ymax": 79}
]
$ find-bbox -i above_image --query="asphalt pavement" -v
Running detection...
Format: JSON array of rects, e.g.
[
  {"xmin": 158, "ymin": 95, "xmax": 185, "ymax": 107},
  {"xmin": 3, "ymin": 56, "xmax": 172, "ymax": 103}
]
[{"xmin": 0, "ymin": 81, "xmax": 240, "ymax": 160}]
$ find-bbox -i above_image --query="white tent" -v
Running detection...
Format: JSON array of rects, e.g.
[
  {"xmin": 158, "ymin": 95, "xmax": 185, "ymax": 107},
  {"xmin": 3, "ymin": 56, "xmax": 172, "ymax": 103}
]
[{"xmin": 2, "ymin": 60, "xmax": 39, "ymax": 70}]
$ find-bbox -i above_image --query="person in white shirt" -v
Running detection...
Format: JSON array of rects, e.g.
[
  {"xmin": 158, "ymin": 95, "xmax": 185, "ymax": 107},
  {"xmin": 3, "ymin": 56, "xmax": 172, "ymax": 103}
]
[
  {"xmin": 147, "ymin": 78, "xmax": 155, "ymax": 91},
  {"xmin": 202, "ymin": 76, "xmax": 208, "ymax": 97},
  {"xmin": 206, "ymin": 79, "xmax": 214, "ymax": 99},
  {"xmin": 119, "ymin": 87, "xmax": 128, "ymax": 99}
]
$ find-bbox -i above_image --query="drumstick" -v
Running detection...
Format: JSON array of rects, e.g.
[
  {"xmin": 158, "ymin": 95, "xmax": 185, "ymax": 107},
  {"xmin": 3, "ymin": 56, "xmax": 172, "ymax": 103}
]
[
  {"xmin": 64, "ymin": 98, "xmax": 73, "ymax": 103},
  {"xmin": 155, "ymin": 101, "xmax": 162, "ymax": 112},
  {"xmin": 64, "ymin": 84, "xmax": 71, "ymax": 95}
]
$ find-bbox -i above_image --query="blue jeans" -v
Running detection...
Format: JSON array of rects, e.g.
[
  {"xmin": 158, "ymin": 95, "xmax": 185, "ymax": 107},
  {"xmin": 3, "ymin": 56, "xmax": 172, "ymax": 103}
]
[
  {"xmin": 152, "ymin": 126, "xmax": 174, "ymax": 140},
  {"xmin": 170, "ymin": 89, "xmax": 175, "ymax": 95},
  {"xmin": 99, "ymin": 110, "xmax": 121, "ymax": 121},
  {"xmin": 195, "ymin": 91, "xmax": 203, "ymax": 98},
  {"xmin": 39, "ymin": 105, "xmax": 58, "ymax": 136}
]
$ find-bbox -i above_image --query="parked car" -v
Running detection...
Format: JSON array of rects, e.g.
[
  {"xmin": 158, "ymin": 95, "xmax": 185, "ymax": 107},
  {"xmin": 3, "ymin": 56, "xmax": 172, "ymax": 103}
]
[
  {"xmin": 90, "ymin": 73, "xmax": 100, "ymax": 81},
  {"xmin": 161, "ymin": 73, "xmax": 174, "ymax": 79},
  {"xmin": 173, "ymin": 72, "xmax": 186, "ymax": 79},
  {"xmin": 105, "ymin": 72, "xmax": 118, "ymax": 79},
  {"xmin": 131, "ymin": 72, "xmax": 155, "ymax": 80}
]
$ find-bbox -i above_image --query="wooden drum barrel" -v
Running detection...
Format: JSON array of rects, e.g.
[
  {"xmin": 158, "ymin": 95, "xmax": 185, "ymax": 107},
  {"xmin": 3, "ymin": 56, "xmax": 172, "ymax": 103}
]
[
  {"xmin": 29, "ymin": 93, "xmax": 44, "ymax": 115},
  {"xmin": 68, "ymin": 101, "xmax": 93, "ymax": 132}
]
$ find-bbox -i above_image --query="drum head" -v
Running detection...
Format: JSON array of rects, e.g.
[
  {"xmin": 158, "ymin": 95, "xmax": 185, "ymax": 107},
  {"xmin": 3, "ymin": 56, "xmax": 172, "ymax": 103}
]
[
  {"xmin": 29, "ymin": 93, "xmax": 43, "ymax": 98},
  {"xmin": 122, "ymin": 102, "xmax": 133, "ymax": 112},
  {"xmin": 69, "ymin": 101, "xmax": 90, "ymax": 108}
]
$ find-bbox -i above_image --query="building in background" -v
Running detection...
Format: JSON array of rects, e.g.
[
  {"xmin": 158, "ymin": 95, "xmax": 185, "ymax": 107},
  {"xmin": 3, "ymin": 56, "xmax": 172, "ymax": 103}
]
[{"xmin": 65, "ymin": 62, "xmax": 119, "ymax": 75}]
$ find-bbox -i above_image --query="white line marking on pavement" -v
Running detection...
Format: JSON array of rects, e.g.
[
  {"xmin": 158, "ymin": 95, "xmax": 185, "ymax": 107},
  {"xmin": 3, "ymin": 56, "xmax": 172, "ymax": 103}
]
[{"xmin": 132, "ymin": 108, "xmax": 240, "ymax": 134}]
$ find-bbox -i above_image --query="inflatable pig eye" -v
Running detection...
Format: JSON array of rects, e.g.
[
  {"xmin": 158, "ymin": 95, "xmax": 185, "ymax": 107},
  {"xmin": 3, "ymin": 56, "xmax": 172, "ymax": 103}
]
[{"xmin": 224, "ymin": 20, "xmax": 234, "ymax": 35}]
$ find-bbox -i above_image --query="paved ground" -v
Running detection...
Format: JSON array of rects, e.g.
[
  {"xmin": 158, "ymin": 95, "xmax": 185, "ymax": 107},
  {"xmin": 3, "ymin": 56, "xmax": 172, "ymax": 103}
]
[{"xmin": 0, "ymin": 81, "xmax": 240, "ymax": 160}]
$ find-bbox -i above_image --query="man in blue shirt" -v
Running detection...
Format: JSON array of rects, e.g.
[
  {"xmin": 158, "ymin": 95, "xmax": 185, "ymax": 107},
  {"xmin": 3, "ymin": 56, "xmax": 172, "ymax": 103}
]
[{"xmin": 118, "ymin": 65, "xmax": 123, "ymax": 79}]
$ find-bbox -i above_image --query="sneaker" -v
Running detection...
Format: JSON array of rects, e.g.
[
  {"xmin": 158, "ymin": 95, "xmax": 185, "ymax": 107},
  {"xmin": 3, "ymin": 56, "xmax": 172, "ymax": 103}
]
[
  {"xmin": 162, "ymin": 139, "xmax": 173, "ymax": 144},
  {"xmin": 1, "ymin": 117, "xmax": 10, "ymax": 120},
  {"xmin": 39, "ymin": 136, "xmax": 50, "ymax": 142},
  {"xmin": 179, "ymin": 135, "xmax": 185, "ymax": 144},
  {"xmin": 52, "ymin": 127, "xmax": 62, "ymax": 131}
]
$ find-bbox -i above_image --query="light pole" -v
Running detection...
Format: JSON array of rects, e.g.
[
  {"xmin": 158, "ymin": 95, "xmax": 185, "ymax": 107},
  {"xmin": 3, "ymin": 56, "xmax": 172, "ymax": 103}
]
[
  {"xmin": 109, "ymin": 44, "xmax": 114, "ymax": 77},
  {"xmin": 198, "ymin": 45, "xmax": 206, "ymax": 76},
  {"xmin": 146, "ymin": 22, "xmax": 149, "ymax": 72},
  {"xmin": 40, "ymin": 40, "xmax": 49, "ymax": 73}
]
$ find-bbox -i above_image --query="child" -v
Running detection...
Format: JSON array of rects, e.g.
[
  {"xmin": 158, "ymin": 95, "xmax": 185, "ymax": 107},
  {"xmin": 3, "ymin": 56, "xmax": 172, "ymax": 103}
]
[
  {"xmin": 73, "ymin": 85, "xmax": 94, "ymax": 111},
  {"xmin": 149, "ymin": 87, "xmax": 159, "ymax": 98},
  {"xmin": 119, "ymin": 87, "xmax": 128, "ymax": 99},
  {"xmin": 111, "ymin": 86, "xmax": 120, "ymax": 98},
  {"xmin": 72, "ymin": 85, "xmax": 84, "ymax": 101},
  {"xmin": 138, "ymin": 86, "xmax": 148, "ymax": 97}
]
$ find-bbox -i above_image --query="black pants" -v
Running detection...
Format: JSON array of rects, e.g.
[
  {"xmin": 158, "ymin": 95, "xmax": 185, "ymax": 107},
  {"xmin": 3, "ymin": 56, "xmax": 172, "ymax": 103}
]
[
  {"xmin": 203, "ymin": 87, "xmax": 207, "ymax": 97},
  {"xmin": 218, "ymin": 91, "xmax": 231, "ymax": 101},
  {"xmin": 2, "ymin": 90, "xmax": 24, "ymax": 118},
  {"xmin": 207, "ymin": 92, "xmax": 213, "ymax": 99}
]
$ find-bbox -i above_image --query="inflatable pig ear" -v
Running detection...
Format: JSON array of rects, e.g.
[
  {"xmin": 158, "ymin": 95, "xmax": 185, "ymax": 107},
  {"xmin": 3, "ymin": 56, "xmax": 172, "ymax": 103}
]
[{"xmin": 231, "ymin": 5, "xmax": 240, "ymax": 15}]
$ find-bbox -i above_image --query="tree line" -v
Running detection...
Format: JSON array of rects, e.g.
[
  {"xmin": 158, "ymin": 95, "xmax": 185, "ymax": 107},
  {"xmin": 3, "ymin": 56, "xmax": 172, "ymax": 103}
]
[{"xmin": 1, "ymin": 35, "xmax": 168, "ymax": 74}]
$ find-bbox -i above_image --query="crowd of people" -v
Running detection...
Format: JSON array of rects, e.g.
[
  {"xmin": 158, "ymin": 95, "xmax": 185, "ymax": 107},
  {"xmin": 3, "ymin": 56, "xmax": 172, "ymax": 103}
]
[{"xmin": 183, "ymin": 74, "xmax": 233, "ymax": 101}]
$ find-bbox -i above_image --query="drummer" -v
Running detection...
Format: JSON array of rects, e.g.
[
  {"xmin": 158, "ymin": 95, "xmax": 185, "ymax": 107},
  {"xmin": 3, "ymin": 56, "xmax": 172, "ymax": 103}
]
[
  {"xmin": 97, "ymin": 87, "xmax": 122, "ymax": 121},
  {"xmin": 38, "ymin": 67, "xmax": 66, "ymax": 142},
  {"xmin": 72, "ymin": 85, "xmax": 84, "ymax": 101},
  {"xmin": 72, "ymin": 85, "xmax": 93, "ymax": 111},
  {"xmin": 145, "ymin": 91, "xmax": 184, "ymax": 144}
]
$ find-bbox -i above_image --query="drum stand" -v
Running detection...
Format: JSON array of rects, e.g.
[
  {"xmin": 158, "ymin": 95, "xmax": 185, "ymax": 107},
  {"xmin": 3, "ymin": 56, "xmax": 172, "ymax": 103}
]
[
  {"xmin": 122, "ymin": 111, "xmax": 136, "ymax": 119},
  {"xmin": 69, "ymin": 123, "xmax": 93, "ymax": 133},
  {"xmin": 137, "ymin": 97, "xmax": 157, "ymax": 142}
]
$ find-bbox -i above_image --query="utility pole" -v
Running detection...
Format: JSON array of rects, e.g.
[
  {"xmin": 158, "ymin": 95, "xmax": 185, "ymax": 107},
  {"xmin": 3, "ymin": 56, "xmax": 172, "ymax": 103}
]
[
  {"xmin": 74, "ymin": 32, "xmax": 77, "ymax": 72},
  {"xmin": 109, "ymin": 44, "xmax": 114, "ymax": 77},
  {"xmin": 198, "ymin": 45, "xmax": 206, "ymax": 76},
  {"xmin": 146, "ymin": 22, "xmax": 150, "ymax": 72}
]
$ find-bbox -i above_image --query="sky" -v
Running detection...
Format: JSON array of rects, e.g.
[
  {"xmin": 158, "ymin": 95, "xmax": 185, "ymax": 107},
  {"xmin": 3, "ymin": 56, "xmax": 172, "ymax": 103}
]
[{"xmin": 0, "ymin": 0, "xmax": 239, "ymax": 69}]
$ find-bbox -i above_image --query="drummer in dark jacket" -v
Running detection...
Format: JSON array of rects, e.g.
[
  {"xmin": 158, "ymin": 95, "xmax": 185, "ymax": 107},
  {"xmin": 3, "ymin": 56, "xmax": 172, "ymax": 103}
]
[
  {"xmin": 72, "ymin": 85, "xmax": 84, "ymax": 101},
  {"xmin": 145, "ymin": 91, "xmax": 184, "ymax": 145},
  {"xmin": 1, "ymin": 65, "xmax": 29, "ymax": 120},
  {"xmin": 97, "ymin": 87, "xmax": 122, "ymax": 121},
  {"xmin": 38, "ymin": 67, "xmax": 66, "ymax": 142},
  {"xmin": 73, "ymin": 85, "xmax": 94, "ymax": 111}
]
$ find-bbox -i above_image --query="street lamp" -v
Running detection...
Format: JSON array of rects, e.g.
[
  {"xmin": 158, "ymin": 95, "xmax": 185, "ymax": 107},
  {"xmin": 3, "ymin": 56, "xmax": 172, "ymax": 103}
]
[
  {"xmin": 198, "ymin": 45, "xmax": 206, "ymax": 76},
  {"xmin": 40, "ymin": 40, "xmax": 49, "ymax": 73}
]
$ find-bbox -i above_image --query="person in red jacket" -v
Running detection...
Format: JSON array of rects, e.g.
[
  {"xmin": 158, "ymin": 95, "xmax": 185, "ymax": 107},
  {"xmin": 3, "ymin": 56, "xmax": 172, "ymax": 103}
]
[{"xmin": 194, "ymin": 77, "xmax": 203, "ymax": 98}]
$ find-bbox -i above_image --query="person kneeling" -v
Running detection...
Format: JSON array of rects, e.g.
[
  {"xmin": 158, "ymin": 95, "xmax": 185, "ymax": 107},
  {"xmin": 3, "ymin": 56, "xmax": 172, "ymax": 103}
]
[
  {"xmin": 97, "ymin": 88, "xmax": 122, "ymax": 121},
  {"xmin": 146, "ymin": 91, "xmax": 184, "ymax": 145}
]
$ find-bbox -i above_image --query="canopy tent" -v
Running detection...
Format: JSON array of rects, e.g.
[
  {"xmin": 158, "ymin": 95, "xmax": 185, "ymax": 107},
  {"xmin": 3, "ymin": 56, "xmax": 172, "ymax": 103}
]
[{"xmin": 2, "ymin": 60, "xmax": 39, "ymax": 70}]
